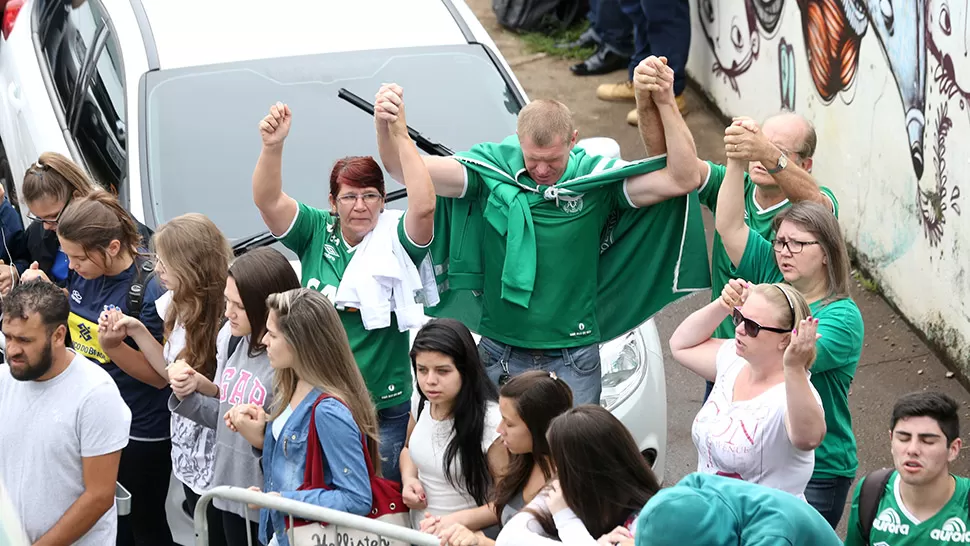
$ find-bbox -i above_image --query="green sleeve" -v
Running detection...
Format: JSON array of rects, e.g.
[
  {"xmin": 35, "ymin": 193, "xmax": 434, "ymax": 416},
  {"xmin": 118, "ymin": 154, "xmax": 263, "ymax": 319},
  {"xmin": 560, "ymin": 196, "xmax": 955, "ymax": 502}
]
[
  {"xmin": 276, "ymin": 202, "xmax": 328, "ymax": 258},
  {"xmin": 735, "ymin": 229, "xmax": 785, "ymax": 284},
  {"xmin": 843, "ymin": 480, "xmax": 865, "ymax": 546},
  {"xmin": 812, "ymin": 300, "xmax": 864, "ymax": 374},
  {"xmin": 698, "ymin": 161, "xmax": 725, "ymax": 211},
  {"xmin": 820, "ymin": 186, "xmax": 839, "ymax": 218},
  {"xmin": 396, "ymin": 210, "xmax": 431, "ymax": 266}
]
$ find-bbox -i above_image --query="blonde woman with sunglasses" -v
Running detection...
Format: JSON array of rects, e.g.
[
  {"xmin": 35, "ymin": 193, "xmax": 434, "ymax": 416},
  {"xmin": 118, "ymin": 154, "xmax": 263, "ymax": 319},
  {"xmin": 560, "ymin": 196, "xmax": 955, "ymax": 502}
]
[{"xmin": 669, "ymin": 280, "xmax": 826, "ymax": 499}]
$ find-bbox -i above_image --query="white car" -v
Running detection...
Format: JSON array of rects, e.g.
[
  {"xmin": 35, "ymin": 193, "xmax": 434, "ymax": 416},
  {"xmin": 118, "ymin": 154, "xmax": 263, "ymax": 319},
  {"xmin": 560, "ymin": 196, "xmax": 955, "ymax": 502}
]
[{"xmin": 0, "ymin": 0, "xmax": 666, "ymax": 485}]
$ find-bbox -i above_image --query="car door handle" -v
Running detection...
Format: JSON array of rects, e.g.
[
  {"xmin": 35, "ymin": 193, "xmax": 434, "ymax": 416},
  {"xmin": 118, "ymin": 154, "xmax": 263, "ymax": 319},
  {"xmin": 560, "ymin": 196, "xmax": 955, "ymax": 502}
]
[{"xmin": 7, "ymin": 83, "xmax": 23, "ymax": 112}]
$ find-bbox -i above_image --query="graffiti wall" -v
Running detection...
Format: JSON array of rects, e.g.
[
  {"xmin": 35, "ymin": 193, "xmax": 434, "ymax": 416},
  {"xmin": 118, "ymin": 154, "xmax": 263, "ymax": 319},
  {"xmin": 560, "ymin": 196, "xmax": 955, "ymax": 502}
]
[{"xmin": 687, "ymin": 0, "xmax": 970, "ymax": 369}]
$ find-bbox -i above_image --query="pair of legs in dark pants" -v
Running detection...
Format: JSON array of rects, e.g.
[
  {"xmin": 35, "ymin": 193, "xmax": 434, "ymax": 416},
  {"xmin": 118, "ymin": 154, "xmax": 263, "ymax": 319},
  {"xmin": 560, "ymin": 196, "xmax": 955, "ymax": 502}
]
[
  {"xmin": 377, "ymin": 401, "xmax": 411, "ymax": 484},
  {"xmin": 585, "ymin": 0, "xmax": 634, "ymax": 57},
  {"xmin": 222, "ymin": 511, "xmax": 262, "ymax": 546},
  {"xmin": 618, "ymin": 0, "xmax": 691, "ymax": 92},
  {"xmin": 115, "ymin": 439, "xmax": 175, "ymax": 546}
]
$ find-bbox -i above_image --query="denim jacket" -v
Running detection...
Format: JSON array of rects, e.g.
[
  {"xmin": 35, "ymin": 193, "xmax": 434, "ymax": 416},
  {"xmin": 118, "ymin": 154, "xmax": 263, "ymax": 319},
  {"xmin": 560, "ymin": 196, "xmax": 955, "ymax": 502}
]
[{"xmin": 259, "ymin": 390, "xmax": 373, "ymax": 546}]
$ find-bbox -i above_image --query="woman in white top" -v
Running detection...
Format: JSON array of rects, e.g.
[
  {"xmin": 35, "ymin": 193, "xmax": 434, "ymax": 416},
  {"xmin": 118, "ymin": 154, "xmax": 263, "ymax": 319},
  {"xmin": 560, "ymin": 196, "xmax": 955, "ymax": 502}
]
[
  {"xmin": 401, "ymin": 318, "xmax": 506, "ymax": 529},
  {"xmin": 495, "ymin": 405, "xmax": 661, "ymax": 546},
  {"xmin": 100, "ymin": 214, "xmax": 233, "ymax": 544},
  {"xmin": 669, "ymin": 280, "xmax": 826, "ymax": 497}
]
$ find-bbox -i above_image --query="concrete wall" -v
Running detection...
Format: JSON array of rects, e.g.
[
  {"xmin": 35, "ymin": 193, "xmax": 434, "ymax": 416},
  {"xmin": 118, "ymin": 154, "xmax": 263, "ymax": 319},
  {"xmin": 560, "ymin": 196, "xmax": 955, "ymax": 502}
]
[{"xmin": 685, "ymin": 0, "xmax": 970, "ymax": 371}]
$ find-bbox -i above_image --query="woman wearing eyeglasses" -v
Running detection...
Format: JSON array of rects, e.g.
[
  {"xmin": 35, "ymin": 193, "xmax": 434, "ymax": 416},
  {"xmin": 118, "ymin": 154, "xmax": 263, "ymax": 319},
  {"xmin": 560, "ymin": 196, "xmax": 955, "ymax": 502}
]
[
  {"xmin": 251, "ymin": 97, "xmax": 435, "ymax": 483},
  {"xmin": 669, "ymin": 280, "xmax": 826, "ymax": 499},
  {"xmin": 713, "ymin": 152, "xmax": 864, "ymax": 528},
  {"xmin": 21, "ymin": 152, "xmax": 153, "ymax": 289}
]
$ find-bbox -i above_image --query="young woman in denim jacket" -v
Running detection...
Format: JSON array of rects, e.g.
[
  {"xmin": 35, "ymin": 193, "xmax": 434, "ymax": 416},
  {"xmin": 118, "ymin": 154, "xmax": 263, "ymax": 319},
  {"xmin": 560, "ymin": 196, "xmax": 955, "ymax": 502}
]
[{"xmin": 227, "ymin": 288, "xmax": 378, "ymax": 546}]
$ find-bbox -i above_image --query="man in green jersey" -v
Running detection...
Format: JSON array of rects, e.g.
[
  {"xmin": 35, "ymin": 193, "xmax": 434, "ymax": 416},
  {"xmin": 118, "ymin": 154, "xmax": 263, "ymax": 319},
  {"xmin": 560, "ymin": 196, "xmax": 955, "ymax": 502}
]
[
  {"xmin": 845, "ymin": 392, "xmax": 970, "ymax": 545},
  {"xmin": 376, "ymin": 57, "xmax": 707, "ymax": 405},
  {"xmin": 251, "ymin": 98, "xmax": 436, "ymax": 483},
  {"xmin": 638, "ymin": 105, "xmax": 837, "ymax": 401}
]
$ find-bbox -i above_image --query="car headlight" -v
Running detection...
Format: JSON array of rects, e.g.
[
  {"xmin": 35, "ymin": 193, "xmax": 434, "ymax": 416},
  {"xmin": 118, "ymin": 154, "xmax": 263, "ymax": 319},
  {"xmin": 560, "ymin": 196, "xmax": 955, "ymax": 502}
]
[{"xmin": 600, "ymin": 329, "xmax": 646, "ymax": 411}]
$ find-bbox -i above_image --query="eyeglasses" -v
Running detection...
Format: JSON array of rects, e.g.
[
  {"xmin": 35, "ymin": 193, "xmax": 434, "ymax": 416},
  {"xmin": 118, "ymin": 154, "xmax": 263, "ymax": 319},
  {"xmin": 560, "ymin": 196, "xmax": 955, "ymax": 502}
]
[
  {"xmin": 732, "ymin": 308, "xmax": 791, "ymax": 337},
  {"xmin": 771, "ymin": 238, "xmax": 821, "ymax": 254},
  {"xmin": 27, "ymin": 195, "xmax": 72, "ymax": 228},
  {"xmin": 336, "ymin": 192, "xmax": 383, "ymax": 205}
]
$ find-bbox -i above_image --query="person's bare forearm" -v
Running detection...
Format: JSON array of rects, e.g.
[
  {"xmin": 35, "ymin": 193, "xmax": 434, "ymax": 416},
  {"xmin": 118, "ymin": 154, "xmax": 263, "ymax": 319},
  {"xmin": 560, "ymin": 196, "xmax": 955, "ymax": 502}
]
[
  {"xmin": 34, "ymin": 491, "xmax": 113, "ymax": 546},
  {"xmin": 657, "ymin": 101, "xmax": 698, "ymax": 190},
  {"xmin": 669, "ymin": 299, "xmax": 729, "ymax": 352},
  {"xmin": 636, "ymin": 100, "xmax": 666, "ymax": 156},
  {"xmin": 785, "ymin": 367, "xmax": 826, "ymax": 450},
  {"xmin": 377, "ymin": 120, "xmax": 404, "ymax": 182},
  {"xmin": 103, "ymin": 342, "xmax": 167, "ymax": 388},
  {"xmin": 714, "ymin": 159, "xmax": 751, "ymax": 267},
  {"xmin": 769, "ymin": 159, "xmax": 829, "ymax": 207},
  {"xmin": 253, "ymin": 144, "xmax": 285, "ymax": 211}
]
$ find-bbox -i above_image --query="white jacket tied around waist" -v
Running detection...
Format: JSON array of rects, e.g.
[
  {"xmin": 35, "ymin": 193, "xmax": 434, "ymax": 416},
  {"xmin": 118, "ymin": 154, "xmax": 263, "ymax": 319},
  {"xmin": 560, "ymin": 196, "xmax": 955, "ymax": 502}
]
[{"xmin": 333, "ymin": 209, "xmax": 439, "ymax": 331}]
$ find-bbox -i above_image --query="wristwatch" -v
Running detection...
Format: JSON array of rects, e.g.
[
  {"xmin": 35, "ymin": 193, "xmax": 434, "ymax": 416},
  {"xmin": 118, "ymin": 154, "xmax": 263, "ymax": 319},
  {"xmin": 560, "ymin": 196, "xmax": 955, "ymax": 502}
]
[{"xmin": 766, "ymin": 152, "xmax": 788, "ymax": 175}]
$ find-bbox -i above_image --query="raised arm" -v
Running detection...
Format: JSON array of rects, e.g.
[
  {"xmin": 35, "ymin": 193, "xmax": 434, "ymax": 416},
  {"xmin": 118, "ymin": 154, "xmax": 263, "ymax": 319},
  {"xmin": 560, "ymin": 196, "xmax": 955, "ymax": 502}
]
[
  {"xmin": 253, "ymin": 102, "xmax": 299, "ymax": 236},
  {"xmin": 376, "ymin": 85, "xmax": 435, "ymax": 245},
  {"xmin": 625, "ymin": 57, "xmax": 699, "ymax": 207},
  {"xmin": 782, "ymin": 318, "xmax": 827, "ymax": 451},
  {"xmin": 374, "ymin": 84, "xmax": 466, "ymax": 198},
  {"xmin": 724, "ymin": 118, "xmax": 831, "ymax": 210},
  {"xmin": 669, "ymin": 280, "xmax": 746, "ymax": 382},
  {"xmin": 713, "ymin": 146, "xmax": 751, "ymax": 267}
]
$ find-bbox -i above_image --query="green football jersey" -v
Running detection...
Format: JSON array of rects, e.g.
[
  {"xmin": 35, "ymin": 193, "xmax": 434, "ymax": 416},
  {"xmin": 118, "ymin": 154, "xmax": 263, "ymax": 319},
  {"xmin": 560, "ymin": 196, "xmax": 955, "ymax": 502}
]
[
  {"xmin": 845, "ymin": 471, "xmax": 970, "ymax": 545},
  {"xmin": 278, "ymin": 203, "xmax": 427, "ymax": 410},
  {"xmin": 698, "ymin": 161, "xmax": 838, "ymax": 339}
]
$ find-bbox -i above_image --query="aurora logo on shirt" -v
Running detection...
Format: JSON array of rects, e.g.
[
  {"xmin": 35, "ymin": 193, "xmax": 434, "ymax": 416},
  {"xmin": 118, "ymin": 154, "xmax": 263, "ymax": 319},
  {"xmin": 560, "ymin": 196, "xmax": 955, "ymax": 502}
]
[
  {"xmin": 873, "ymin": 508, "xmax": 910, "ymax": 535},
  {"xmin": 931, "ymin": 517, "xmax": 970, "ymax": 542}
]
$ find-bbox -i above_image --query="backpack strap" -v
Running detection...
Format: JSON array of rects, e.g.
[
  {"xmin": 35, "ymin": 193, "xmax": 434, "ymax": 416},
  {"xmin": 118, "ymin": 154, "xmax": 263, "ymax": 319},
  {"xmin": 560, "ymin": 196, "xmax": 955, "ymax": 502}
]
[
  {"xmin": 126, "ymin": 256, "xmax": 155, "ymax": 317},
  {"xmin": 859, "ymin": 468, "xmax": 895, "ymax": 544}
]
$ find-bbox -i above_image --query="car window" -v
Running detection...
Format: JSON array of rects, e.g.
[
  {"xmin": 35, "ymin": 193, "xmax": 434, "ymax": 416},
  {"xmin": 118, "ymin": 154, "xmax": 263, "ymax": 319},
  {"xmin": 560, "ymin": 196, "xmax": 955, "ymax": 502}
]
[{"xmin": 36, "ymin": 0, "xmax": 125, "ymax": 191}]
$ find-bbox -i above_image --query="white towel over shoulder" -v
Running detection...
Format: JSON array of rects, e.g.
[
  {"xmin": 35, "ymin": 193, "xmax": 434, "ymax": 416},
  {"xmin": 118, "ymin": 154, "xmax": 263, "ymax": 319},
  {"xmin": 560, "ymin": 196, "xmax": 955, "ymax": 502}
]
[{"xmin": 333, "ymin": 209, "xmax": 439, "ymax": 331}]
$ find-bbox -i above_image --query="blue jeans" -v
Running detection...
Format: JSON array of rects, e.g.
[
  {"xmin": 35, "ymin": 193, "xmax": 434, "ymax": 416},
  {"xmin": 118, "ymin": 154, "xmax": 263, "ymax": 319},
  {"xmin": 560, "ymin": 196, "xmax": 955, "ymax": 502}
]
[
  {"xmin": 618, "ymin": 0, "xmax": 691, "ymax": 93},
  {"xmin": 804, "ymin": 476, "xmax": 854, "ymax": 529},
  {"xmin": 588, "ymin": 0, "xmax": 634, "ymax": 56},
  {"xmin": 377, "ymin": 401, "xmax": 410, "ymax": 484},
  {"xmin": 478, "ymin": 337, "xmax": 602, "ymax": 406}
]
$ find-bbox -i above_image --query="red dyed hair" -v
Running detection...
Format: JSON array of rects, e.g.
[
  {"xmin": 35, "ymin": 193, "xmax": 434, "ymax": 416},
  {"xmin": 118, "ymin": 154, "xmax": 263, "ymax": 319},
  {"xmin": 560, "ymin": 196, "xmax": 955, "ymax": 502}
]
[{"xmin": 329, "ymin": 156, "xmax": 385, "ymax": 198}]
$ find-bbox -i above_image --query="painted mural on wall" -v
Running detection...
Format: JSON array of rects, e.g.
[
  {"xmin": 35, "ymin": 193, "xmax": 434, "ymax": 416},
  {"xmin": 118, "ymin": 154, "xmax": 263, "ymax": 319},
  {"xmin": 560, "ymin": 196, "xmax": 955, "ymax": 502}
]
[{"xmin": 697, "ymin": 0, "xmax": 966, "ymax": 247}]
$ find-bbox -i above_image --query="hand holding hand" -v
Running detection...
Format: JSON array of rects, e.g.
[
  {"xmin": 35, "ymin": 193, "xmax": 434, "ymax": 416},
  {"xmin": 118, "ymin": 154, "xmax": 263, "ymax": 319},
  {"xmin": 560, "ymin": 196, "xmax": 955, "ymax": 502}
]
[
  {"xmin": 169, "ymin": 365, "xmax": 201, "ymax": 399},
  {"xmin": 439, "ymin": 524, "xmax": 480, "ymax": 546},
  {"xmin": 375, "ymin": 83, "xmax": 407, "ymax": 136},
  {"xmin": 0, "ymin": 260, "xmax": 15, "ymax": 295},
  {"xmin": 633, "ymin": 56, "xmax": 674, "ymax": 107},
  {"xmin": 259, "ymin": 102, "xmax": 292, "ymax": 147},
  {"xmin": 98, "ymin": 309, "xmax": 141, "ymax": 350},
  {"xmin": 724, "ymin": 117, "xmax": 779, "ymax": 165},
  {"xmin": 784, "ymin": 317, "xmax": 821, "ymax": 371},
  {"xmin": 228, "ymin": 403, "xmax": 266, "ymax": 436},
  {"xmin": 19, "ymin": 261, "xmax": 50, "ymax": 284}
]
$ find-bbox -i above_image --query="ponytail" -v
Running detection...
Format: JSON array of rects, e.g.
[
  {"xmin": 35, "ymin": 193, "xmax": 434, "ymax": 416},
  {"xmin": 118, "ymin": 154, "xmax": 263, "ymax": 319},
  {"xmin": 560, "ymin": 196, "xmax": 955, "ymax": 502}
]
[
  {"xmin": 56, "ymin": 191, "xmax": 143, "ymax": 259},
  {"xmin": 23, "ymin": 152, "xmax": 96, "ymax": 205}
]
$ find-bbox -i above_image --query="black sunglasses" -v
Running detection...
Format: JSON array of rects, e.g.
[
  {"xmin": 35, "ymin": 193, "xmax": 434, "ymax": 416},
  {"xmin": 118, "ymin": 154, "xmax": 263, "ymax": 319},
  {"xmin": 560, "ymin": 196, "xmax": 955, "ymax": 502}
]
[{"xmin": 732, "ymin": 308, "xmax": 791, "ymax": 337}]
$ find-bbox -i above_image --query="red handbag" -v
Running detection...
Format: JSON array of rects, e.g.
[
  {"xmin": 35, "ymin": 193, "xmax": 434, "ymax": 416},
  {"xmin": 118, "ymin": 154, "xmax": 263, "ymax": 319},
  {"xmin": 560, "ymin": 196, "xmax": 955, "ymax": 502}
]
[{"xmin": 283, "ymin": 393, "xmax": 409, "ymax": 546}]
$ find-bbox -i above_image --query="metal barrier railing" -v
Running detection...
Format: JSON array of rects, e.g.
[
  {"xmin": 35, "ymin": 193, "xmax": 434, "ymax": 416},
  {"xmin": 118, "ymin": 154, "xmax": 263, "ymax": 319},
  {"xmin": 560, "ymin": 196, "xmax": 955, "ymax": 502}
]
[{"xmin": 193, "ymin": 486, "xmax": 441, "ymax": 546}]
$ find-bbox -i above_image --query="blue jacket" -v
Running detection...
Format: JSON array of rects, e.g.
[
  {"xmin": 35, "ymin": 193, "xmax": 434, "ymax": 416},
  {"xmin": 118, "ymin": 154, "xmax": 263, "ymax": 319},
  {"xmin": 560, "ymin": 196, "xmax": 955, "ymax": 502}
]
[
  {"xmin": 259, "ymin": 391, "xmax": 372, "ymax": 546},
  {"xmin": 0, "ymin": 198, "xmax": 29, "ymax": 272}
]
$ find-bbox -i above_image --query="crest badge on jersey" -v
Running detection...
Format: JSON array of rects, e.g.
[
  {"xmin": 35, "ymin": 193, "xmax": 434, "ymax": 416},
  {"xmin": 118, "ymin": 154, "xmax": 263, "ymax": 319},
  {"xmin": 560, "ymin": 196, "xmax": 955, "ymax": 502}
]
[{"xmin": 559, "ymin": 194, "xmax": 584, "ymax": 214}]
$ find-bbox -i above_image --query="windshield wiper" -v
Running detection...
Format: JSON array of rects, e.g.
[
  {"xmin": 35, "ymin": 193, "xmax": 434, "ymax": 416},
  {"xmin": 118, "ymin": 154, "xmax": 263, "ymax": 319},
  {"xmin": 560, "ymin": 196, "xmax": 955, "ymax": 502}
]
[{"xmin": 233, "ymin": 89, "xmax": 455, "ymax": 256}]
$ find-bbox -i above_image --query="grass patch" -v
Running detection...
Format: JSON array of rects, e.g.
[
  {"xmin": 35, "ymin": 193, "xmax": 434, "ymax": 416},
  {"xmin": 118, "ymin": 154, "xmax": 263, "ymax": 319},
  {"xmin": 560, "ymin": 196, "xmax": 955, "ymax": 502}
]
[
  {"xmin": 518, "ymin": 21, "xmax": 596, "ymax": 60},
  {"xmin": 853, "ymin": 270, "xmax": 881, "ymax": 293}
]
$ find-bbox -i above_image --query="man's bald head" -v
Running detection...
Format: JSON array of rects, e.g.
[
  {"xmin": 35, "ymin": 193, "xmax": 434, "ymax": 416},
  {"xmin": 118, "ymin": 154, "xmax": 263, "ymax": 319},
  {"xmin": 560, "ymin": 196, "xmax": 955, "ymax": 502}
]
[
  {"xmin": 763, "ymin": 112, "xmax": 817, "ymax": 158},
  {"xmin": 517, "ymin": 100, "xmax": 576, "ymax": 148}
]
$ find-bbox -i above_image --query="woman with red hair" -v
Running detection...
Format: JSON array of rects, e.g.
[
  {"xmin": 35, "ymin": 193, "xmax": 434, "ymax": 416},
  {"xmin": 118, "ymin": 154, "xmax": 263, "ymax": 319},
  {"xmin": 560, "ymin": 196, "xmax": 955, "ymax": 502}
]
[{"xmin": 251, "ymin": 95, "xmax": 435, "ymax": 483}]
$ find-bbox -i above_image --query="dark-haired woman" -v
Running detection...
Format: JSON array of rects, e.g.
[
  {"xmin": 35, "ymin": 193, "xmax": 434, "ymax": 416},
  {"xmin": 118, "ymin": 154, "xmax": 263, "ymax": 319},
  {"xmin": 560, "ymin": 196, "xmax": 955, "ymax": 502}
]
[
  {"xmin": 427, "ymin": 371, "xmax": 574, "ymax": 546},
  {"xmin": 252, "ymin": 97, "xmax": 435, "ymax": 482},
  {"xmin": 495, "ymin": 406, "xmax": 661, "ymax": 546},
  {"xmin": 170, "ymin": 247, "xmax": 301, "ymax": 544},
  {"xmin": 401, "ymin": 318, "xmax": 504, "ymax": 529}
]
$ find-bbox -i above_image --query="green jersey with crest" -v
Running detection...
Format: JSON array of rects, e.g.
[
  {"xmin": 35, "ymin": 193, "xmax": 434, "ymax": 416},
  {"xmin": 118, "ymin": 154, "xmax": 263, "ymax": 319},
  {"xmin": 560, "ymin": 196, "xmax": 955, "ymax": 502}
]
[
  {"xmin": 278, "ymin": 203, "xmax": 427, "ymax": 410},
  {"xmin": 845, "ymin": 471, "xmax": 970, "ymax": 545},
  {"xmin": 697, "ymin": 161, "xmax": 839, "ymax": 339}
]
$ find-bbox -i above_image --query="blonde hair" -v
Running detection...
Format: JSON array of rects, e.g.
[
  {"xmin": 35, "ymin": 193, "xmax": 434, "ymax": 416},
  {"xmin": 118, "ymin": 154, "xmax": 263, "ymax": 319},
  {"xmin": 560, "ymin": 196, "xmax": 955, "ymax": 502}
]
[
  {"xmin": 153, "ymin": 214, "xmax": 232, "ymax": 380},
  {"xmin": 23, "ymin": 152, "xmax": 97, "ymax": 205},
  {"xmin": 516, "ymin": 100, "xmax": 574, "ymax": 147},
  {"xmin": 751, "ymin": 283, "xmax": 811, "ymax": 332},
  {"xmin": 267, "ymin": 289, "xmax": 381, "ymax": 474}
]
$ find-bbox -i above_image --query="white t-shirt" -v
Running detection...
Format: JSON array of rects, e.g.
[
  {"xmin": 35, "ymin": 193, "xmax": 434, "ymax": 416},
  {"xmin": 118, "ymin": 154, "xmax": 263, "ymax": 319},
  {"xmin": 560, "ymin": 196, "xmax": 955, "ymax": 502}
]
[
  {"xmin": 0, "ymin": 351, "xmax": 131, "ymax": 545},
  {"xmin": 158, "ymin": 291, "xmax": 216, "ymax": 494},
  {"xmin": 691, "ymin": 340, "xmax": 821, "ymax": 498},
  {"xmin": 408, "ymin": 392, "xmax": 502, "ymax": 528}
]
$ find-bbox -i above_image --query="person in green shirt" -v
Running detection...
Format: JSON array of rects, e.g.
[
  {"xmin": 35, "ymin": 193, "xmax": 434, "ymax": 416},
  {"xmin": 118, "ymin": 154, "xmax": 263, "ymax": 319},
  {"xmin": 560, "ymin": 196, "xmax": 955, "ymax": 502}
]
[
  {"xmin": 637, "ymin": 108, "xmax": 838, "ymax": 403},
  {"xmin": 250, "ymin": 98, "xmax": 436, "ymax": 483},
  {"xmin": 634, "ymin": 473, "xmax": 842, "ymax": 545},
  {"xmin": 375, "ymin": 58, "xmax": 702, "ymax": 406},
  {"xmin": 715, "ymin": 144, "xmax": 864, "ymax": 527},
  {"xmin": 845, "ymin": 392, "xmax": 969, "ymax": 546}
]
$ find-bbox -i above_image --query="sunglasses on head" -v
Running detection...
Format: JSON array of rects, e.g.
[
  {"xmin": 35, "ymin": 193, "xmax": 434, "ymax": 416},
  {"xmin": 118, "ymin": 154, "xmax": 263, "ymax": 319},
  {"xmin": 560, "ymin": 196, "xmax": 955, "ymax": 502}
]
[{"xmin": 732, "ymin": 285, "xmax": 796, "ymax": 337}]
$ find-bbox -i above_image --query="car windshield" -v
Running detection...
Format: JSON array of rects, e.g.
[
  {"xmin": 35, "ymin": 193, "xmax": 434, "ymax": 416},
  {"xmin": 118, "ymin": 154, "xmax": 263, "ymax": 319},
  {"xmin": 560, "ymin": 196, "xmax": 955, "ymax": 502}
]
[{"xmin": 142, "ymin": 44, "xmax": 521, "ymax": 246}]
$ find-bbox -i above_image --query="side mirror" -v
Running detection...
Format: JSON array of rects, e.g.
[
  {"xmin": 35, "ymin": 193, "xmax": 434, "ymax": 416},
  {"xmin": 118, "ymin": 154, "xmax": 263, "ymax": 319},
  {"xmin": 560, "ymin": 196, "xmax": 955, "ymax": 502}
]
[{"xmin": 576, "ymin": 137, "xmax": 622, "ymax": 160}]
